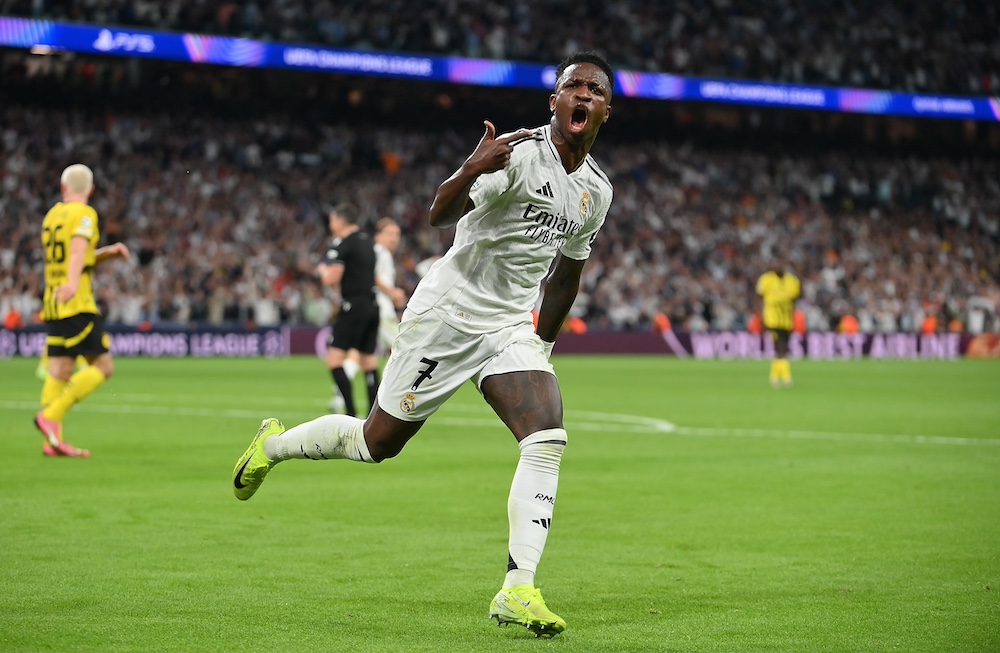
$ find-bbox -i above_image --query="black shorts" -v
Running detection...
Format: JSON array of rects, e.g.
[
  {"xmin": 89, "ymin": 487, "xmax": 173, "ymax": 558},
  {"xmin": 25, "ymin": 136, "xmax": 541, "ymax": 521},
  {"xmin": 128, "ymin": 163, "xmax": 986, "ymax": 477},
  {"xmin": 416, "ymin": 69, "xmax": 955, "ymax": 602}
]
[
  {"xmin": 46, "ymin": 313, "xmax": 110, "ymax": 358},
  {"xmin": 327, "ymin": 298, "xmax": 379, "ymax": 354},
  {"xmin": 769, "ymin": 328, "xmax": 791, "ymax": 350}
]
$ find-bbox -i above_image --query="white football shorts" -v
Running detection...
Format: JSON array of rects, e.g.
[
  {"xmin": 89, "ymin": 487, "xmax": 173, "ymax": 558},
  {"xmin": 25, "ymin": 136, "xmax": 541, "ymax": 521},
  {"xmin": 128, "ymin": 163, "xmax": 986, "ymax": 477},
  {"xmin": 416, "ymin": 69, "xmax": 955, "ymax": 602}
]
[{"xmin": 376, "ymin": 307, "xmax": 555, "ymax": 422}]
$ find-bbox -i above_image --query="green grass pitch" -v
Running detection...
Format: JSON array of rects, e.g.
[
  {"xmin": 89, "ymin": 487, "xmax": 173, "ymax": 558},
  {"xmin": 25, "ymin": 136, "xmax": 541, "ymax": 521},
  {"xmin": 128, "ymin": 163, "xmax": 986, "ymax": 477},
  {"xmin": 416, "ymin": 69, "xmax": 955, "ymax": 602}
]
[{"xmin": 1, "ymin": 355, "xmax": 998, "ymax": 652}]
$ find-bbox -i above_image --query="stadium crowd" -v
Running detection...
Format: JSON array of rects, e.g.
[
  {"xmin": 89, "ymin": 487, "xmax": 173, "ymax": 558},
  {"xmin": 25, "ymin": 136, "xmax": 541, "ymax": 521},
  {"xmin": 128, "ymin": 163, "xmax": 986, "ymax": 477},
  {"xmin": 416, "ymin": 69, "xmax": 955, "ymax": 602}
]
[
  {"xmin": 5, "ymin": 0, "xmax": 999, "ymax": 95},
  {"xmin": 2, "ymin": 101, "xmax": 998, "ymax": 335}
]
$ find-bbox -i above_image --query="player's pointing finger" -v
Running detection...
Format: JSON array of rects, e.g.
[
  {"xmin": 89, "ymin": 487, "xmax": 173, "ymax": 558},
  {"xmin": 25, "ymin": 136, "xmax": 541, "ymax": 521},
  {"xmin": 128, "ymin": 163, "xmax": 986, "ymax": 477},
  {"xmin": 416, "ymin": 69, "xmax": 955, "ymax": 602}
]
[{"xmin": 495, "ymin": 129, "xmax": 535, "ymax": 145}]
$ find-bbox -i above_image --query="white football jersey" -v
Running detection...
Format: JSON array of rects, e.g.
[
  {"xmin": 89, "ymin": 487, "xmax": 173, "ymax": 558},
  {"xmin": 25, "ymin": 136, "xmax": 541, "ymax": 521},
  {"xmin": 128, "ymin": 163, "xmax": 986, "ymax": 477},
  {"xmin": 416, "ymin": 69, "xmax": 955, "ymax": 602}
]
[
  {"xmin": 408, "ymin": 124, "xmax": 612, "ymax": 333},
  {"xmin": 374, "ymin": 242, "xmax": 397, "ymax": 317}
]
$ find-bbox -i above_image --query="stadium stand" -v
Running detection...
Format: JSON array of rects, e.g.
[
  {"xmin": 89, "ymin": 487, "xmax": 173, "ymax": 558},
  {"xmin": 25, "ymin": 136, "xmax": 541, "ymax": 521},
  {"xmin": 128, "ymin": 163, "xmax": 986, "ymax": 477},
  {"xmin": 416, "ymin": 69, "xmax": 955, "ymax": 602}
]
[
  {"xmin": 2, "ymin": 114, "xmax": 997, "ymax": 333},
  {"xmin": 4, "ymin": 0, "xmax": 999, "ymax": 94},
  {"xmin": 1, "ymin": 38, "xmax": 998, "ymax": 336}
]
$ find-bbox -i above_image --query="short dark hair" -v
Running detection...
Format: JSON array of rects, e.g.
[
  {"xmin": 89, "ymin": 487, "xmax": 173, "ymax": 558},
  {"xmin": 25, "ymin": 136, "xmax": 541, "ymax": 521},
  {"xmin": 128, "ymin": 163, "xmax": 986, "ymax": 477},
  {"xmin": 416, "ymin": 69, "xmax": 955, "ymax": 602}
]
[
  {"xmin": 332, "ymin": 202, "xmax": 360, "ymax": 225},
  {"xmin": 555, "ymin": 51, "xmax": 615, "ymax": 94}
]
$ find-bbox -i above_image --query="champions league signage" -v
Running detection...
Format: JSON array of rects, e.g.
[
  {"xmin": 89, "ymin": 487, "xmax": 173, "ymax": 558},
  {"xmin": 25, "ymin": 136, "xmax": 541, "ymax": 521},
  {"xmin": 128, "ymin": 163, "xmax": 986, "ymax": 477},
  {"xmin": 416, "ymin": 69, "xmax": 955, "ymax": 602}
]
[
  {"xmin": 681, "ymin": 331, "xmax": 963, "ymax": 360},
  {"xmin": 1, "ymin": 16, "xmax": 997, "ymax": 122},
  {"xmin": 0, "ymin": 327, "xmax": 970, "ymax": 359},
  {"xmin": 547, "ymin": 330, "xmax": 970, "ymax": 359},
  {"xmin": 0, "ymin": 328, "xmax": 288, "ymax": 358}
]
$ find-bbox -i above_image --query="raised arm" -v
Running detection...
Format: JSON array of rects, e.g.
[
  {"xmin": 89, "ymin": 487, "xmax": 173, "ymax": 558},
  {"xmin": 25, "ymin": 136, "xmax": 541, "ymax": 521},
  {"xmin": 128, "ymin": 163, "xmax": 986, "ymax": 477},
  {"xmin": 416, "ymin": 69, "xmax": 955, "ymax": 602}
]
[
  {"xmin": 428, "ymin": 120, "xmax": 533, "ymax": 228},
  {"xmin": 535, "ymin": 254, "xmax": 587, "ymax": 344},
  {"xmin": 95, "ymin": 241, "xmax": 130, "ymax": 265}
]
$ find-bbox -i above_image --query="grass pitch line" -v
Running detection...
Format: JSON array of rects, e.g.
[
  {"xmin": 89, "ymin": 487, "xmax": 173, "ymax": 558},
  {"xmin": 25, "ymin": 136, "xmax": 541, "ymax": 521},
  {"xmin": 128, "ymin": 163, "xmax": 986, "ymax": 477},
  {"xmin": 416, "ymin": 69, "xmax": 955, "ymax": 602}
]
[
  {"xmin": 671, "ymin": 425, "xmax": 1000, "ymax": 446},
  {"xmin": 0, "ymin": 399, "xmax": 672, "ymax": 434},
  {"xmin": 441, "ymin": 403, "xmax": 678, "ymax": 434},
  {"xmin": 3, "ymin": 399, "xmax": 998, "ymax": 447},
  {"xmin": 0, "ymin": 399, "xmax": 305, "ymax": 420},
  {"xmin": 445, "ymin": 404, "xmax": 1000, "ymax": 445}
]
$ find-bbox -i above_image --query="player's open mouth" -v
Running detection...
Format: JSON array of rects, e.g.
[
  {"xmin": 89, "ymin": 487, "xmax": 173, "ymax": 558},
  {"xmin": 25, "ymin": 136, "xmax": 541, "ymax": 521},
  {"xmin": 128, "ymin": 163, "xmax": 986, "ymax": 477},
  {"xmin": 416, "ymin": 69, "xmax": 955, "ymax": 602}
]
[{"xmin": 569, "ymin": 107, "xmax": 588, "ymax": 133}]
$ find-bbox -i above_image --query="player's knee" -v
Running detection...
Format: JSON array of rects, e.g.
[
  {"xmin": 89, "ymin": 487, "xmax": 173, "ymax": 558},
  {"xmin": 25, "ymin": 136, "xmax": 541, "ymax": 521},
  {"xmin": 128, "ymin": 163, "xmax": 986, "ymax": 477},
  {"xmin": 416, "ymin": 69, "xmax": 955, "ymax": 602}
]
[
  {"xmin": 92, "ymin": 356, "xmax": 114, "ymax": 379},
  {"xmin": 49, "ymin": 358, "xmax": 74, "ymax": 380}
]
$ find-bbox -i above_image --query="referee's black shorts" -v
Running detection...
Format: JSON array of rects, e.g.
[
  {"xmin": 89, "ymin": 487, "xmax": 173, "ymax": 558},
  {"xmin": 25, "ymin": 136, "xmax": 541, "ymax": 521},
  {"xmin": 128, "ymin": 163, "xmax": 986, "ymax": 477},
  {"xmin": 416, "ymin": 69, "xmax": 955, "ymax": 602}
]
[
  {"xmin": 46, "ymin": 313, "xmax": 110, "ymax": 358},
  {"xmin": 327, "ymin": 298, "xmax": 380, "ymax": 354}
]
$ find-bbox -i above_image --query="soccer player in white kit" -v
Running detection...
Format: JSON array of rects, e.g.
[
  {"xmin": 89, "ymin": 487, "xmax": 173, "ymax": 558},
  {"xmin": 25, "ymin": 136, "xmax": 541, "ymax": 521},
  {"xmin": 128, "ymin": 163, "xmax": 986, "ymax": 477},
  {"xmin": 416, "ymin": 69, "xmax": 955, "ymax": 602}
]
[
  {"xmin": 233, "ymin": 51, "xmax": 614, "ymax": 638},
  {"xmin": 372, "ymin": 217, "xmax": 405, "ymax": 353}
]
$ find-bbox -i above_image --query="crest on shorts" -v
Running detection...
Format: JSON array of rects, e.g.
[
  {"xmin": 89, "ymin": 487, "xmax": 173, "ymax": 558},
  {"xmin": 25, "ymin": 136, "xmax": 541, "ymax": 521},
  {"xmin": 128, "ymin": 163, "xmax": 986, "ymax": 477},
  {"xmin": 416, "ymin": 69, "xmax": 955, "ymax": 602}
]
[
  {"xmin": 400, "ymin": 393, "xmax": 417, "ymax": 414},
  {"xmin": 579, "ymin": 191, "xmax": 591, "ymax": 218}
]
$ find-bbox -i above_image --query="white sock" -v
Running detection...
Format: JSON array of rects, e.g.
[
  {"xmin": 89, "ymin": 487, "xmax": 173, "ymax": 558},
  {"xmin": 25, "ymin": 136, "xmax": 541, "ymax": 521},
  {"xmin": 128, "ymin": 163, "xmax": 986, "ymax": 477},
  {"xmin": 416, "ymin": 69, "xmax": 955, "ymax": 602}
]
[
  {"xmin": 503, "ymin": 428, "xmax": 567, "ymax": 588},
  {"xmin": 343, "ymin": 358, "xmax": 360, "ymax": 381},
  {"xmin": 263, "ymin": 414, "xmax": 374, "ymax": 463}
]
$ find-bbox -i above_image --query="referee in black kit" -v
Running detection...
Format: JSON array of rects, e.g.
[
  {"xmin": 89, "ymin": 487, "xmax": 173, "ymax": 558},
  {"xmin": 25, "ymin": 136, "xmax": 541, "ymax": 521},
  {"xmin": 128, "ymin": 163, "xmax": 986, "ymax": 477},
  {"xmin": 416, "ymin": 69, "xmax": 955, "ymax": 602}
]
[{"xmin": 317, "ymin": 202, "xmax": 381, "ymax": 416}]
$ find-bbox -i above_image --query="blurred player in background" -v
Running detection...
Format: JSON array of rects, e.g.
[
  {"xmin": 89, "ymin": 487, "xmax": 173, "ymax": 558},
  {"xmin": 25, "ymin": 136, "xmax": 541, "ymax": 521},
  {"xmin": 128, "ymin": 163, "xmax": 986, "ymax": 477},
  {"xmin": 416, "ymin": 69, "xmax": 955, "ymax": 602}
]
[
  {"xmin": 36, "ymin": 164, "xmax": 130, "ymax": 456},
  {"xmin": 756, "ymin": 257, "xmax": 801, "ymax": 387},
  {"xmin": 233, "ymin": 51, "xmax": 615, "ymax": 637},
  {"xmin": 371, "ymin": 217, "xmax": 406, "ymax": 353},
  {"xmin": 317, "ymin": 203, "xmax": 381, "ymax": 417},
  {"xmin": 335, "ymin": 217, "xmax": 407, "ymax": 412}
]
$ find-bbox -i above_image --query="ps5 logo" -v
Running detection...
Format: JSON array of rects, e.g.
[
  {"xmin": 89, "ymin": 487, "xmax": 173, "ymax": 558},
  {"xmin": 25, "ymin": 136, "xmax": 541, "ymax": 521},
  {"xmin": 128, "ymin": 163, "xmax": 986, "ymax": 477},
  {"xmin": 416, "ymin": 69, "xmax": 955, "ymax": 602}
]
[{"xmin": 92, "ymin": 29, "xmax": 155, "ymax": 53}]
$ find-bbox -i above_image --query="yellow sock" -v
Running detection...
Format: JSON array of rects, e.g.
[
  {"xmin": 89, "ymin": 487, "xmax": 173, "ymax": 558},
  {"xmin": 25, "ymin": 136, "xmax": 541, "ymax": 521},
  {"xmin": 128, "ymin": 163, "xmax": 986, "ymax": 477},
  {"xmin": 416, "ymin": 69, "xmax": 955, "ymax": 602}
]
[
  {"xmin": 769, "ymin": 359, "xmax": 780, "ymax": 383},
  {"xmin": 780, "ymin": 359, "xmax": 792, "ymax": 382},
  {"xmin": 42, "ymin": 366, "xmax": 107, "ymax": 422},
  {"xmin": 40, "ymin": 376, "xmax": 68, "ymax": 407}
]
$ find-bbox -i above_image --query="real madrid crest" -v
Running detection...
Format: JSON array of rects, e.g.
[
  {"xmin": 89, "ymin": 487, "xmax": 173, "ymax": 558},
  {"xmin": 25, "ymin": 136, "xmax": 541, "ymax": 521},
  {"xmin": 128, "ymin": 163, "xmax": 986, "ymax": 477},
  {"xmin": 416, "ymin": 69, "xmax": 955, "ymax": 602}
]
[
  {"xmin": 400, "ymin": 393, "xmax": 417, "ymax": 414},
  {"xmin": 579, "ymin": 190, "xmax": 591, "ymax": 218}
]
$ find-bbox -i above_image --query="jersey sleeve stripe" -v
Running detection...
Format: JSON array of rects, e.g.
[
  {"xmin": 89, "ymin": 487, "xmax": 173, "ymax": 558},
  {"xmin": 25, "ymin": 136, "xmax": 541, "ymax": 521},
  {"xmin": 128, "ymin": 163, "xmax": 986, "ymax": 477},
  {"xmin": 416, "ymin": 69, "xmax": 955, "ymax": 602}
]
[{"xmin": 510, "ymin": 130, "xmax": 544, "ymax": 148}]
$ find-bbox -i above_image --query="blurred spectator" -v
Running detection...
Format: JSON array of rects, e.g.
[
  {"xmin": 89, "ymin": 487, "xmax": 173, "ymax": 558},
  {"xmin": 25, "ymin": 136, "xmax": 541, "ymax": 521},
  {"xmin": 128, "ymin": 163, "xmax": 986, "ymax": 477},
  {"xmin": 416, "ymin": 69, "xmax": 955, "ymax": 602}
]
[{"xmin": 838, "ymin": 314, "xmax": 859, "ymax": 334}]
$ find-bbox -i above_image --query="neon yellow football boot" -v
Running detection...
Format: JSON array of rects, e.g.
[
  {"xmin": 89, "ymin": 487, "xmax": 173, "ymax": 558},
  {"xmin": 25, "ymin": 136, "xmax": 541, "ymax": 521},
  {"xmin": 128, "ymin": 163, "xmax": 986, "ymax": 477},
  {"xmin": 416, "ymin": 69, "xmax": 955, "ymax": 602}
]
[
  {"xmin": 232, "ymin": 418, "xmax": 284, "ymax": 501},
  {"xmin": 489, "ymin": 584, "xmax": 566, "ymax": 638}
]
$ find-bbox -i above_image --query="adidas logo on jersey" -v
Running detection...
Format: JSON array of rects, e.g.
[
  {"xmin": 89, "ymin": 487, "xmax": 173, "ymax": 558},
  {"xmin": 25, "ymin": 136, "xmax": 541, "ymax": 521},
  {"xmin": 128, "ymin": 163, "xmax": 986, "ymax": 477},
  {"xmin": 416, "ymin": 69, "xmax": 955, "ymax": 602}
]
[{"xmin": 534, "ymin": 181, "xmax": 554, "ymax": 198}]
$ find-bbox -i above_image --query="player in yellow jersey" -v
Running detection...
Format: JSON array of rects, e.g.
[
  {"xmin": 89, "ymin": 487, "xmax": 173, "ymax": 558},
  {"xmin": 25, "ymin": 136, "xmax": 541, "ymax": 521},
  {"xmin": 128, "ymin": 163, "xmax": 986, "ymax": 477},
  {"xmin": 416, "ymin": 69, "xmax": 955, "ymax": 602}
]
[
  {"xmin": 756, "ymin": 258, "xmax": 801, "ymax": 387},
  {"xmin": 35, "ymin": 164, "xmax": 130, "ymax": 457}
]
